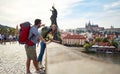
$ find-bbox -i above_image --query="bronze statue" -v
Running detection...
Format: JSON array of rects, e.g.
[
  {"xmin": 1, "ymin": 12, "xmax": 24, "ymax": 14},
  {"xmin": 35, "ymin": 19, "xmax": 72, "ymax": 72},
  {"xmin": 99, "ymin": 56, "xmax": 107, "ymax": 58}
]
[
  {"xmin": 41, "ymin": 5, "xmax": 61, "ymax": 43},
  {"xmin": 50, "ymin": 6, "xmax": 58, "ymax": 27}
]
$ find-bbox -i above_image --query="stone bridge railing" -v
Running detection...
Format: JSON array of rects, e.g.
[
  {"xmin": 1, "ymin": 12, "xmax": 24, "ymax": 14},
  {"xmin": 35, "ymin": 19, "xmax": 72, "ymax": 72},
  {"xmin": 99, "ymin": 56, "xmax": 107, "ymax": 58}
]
[{"xmin": 45, "ymin": 42, "xmax": 120, "ymax": 74}]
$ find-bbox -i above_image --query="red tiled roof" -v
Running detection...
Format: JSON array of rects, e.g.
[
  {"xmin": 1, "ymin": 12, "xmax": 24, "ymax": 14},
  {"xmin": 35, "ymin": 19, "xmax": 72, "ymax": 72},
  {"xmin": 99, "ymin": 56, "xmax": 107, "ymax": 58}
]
[
  {"xmin": 98, "ymin": 42, "xmax": 112, "ymax": 46},
  {"xmin": 63, "ymin": 34, "xmax": 86, "ymax": 39},
  {"xmin": 107, "ymin": 35, "xmax": 114, "ymax": 39}
]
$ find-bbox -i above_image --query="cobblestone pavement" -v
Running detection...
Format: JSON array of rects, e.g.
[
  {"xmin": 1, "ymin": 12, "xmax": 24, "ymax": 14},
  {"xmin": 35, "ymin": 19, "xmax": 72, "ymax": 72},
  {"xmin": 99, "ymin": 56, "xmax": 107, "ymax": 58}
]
[
  {"xmin": 0, "ymin": 42, "xmax": 45, "ymax": 74},
  {"xmin": 1, "ymin": 42, "xmax": 120, "ymax": 74}
]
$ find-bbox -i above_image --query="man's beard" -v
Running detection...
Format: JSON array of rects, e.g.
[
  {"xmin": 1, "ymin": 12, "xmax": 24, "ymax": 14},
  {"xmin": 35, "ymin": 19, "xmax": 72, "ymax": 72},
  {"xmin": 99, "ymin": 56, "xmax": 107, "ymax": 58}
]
[{"xmin": 38, "ymin": 25, "xmax": 40, "ymax": 28}]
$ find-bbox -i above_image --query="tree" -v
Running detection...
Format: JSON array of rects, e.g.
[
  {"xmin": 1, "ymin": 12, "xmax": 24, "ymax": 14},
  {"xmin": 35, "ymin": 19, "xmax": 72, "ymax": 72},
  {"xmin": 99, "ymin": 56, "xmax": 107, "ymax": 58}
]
[
  {"xmin": 110, "ymin": 40, "xmax": 118, "ymax": 48},
  {"xmin": 83, "ymin": 43, "xmax": 91, "ymax": 52},
  {"xmin": 102, "ymin": 38, "xmax": 109, "ymax": 42},
  {"xmin": 55, "ymin": 30, "xmax": 62, "ymax": 42},
  {"xmin": 8, "ymin": 28, "xmax": 16, "ymax": 35},
  {"xmin": 95, "ymin": 37, "xmax": 101, "ymax": 42},
  {"xmin": 0, "ymin": 27, "xmax": 7, "ymax": 34},
  {"xmin": 0, "ymin": 25, "xmax": 15, "ymax": 36}
]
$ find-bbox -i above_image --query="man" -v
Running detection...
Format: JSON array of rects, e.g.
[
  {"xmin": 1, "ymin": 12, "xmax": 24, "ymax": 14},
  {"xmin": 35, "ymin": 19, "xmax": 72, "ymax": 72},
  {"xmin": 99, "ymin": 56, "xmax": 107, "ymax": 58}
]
[{"xmin": 25, "ymin": 19, "xmax": 46, "ymax": 74}]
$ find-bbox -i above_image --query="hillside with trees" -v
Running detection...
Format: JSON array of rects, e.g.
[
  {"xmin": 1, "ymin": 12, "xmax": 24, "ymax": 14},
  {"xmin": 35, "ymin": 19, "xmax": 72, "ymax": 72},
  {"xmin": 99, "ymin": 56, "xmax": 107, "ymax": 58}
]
[{"xmin": 0, "ymin": 24, "xmax": 15, "ymax": 36}]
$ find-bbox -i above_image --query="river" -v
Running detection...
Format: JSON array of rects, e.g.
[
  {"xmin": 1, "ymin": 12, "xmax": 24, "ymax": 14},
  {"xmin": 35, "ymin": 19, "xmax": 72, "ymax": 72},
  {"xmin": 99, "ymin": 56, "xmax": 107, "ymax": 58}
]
[
  {"xmin": 87, "ymin": 53, "xmax": 120, "ymax": 65},
  {"xmin": 70, "ymin": 47, "xmax": 120, "ymax": 65}
]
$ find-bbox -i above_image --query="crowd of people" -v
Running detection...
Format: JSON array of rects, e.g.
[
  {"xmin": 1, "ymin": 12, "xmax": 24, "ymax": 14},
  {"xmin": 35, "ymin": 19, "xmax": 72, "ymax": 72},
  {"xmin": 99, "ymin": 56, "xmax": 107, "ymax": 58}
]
[{"xmin": 0, "ymin": 34, "xmax": 17, "ymax": 44}]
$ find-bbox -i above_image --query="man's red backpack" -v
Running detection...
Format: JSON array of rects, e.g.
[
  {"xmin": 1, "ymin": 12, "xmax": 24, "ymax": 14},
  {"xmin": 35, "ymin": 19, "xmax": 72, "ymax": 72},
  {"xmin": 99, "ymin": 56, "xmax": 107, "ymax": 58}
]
[{"xmin": 18, "ymin": 22, "xmax": 31, "ymax": 44}]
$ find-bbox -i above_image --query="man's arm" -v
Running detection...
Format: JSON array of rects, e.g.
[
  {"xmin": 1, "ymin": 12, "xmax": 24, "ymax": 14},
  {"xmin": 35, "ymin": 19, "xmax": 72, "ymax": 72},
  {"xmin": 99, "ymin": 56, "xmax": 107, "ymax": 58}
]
[{"xmin": 40, "ymin": 24, "xmax": 45, "ymax": 27}]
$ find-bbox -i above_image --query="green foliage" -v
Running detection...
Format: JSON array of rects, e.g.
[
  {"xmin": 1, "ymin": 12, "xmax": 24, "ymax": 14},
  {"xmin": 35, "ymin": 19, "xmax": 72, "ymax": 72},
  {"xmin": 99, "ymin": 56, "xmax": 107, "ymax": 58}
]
[
  {"xmin": 55, "ymin": 30, "xmax": 62, "ymax": 42},
  {"xmin": 94, "ymin": 37, "xmax": 118, "ymax": 48},
  {"xmin": 0, "ymin": 27, "xmax": 7, "ymax": 34},
  {"xmin": 111, "ymin": 40, "xmax": 118, "ymax": 48},
  {"xmin": 8, "ymin": 28, "xmax": 16, "ymax": 35},
  {"xmin": 102, "ymin": 38, "xmax": 109, "ymax": 42},
  {"xmin": 0, "ymin": 27, "xmax": 15, "ymax": 36},
  {"xmin": 95, "ymin": 37, "xmax": 101, "ymax": 42},
  {"xmin": 94, "ymin": 37, "xmax": 109, "ymax": 43},
  {"xmin": 83, "ymin": 43, "xmax": 91, "ymax": 52},
  {"xmin": 41, "ymin": 27, "xmax": 49, "ymax": 38}
]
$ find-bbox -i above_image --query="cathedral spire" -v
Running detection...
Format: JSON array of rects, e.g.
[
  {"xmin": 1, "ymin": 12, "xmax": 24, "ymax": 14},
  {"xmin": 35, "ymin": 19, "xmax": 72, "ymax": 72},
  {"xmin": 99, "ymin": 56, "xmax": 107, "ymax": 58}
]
[{"xmin": 88, "ymin": 20, "xmax": 91, "ymax": 26}]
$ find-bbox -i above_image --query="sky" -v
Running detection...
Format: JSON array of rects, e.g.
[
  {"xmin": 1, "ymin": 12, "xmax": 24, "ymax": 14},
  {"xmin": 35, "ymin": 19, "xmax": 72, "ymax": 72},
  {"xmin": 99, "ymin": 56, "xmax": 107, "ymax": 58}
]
[{"xmin": 0, "ymin": 0, "xmax": 120, "ymax": 30}]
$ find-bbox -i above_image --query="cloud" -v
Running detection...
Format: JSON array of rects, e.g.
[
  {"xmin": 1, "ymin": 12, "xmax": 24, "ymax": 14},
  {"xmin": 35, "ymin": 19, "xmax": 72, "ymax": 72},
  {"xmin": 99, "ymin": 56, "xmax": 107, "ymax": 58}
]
[
  {"xmin": 0, "ymin": 0, "xmax": 82, "ymax": 28},
  {"xmin": 103, "ymin": 0, "xmax": 120, "ymax": 11},
  {"xmin": 0, "ymin": 0, "xmax": 120, "ymax": 30}
]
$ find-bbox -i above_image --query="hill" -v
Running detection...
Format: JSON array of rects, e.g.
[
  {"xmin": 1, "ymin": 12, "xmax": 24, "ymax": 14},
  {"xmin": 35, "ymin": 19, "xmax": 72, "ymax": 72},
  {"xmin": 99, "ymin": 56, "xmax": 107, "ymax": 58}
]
[{"xmin": 0, "ymin": 24, "xmax": 15, "ymax": 35}]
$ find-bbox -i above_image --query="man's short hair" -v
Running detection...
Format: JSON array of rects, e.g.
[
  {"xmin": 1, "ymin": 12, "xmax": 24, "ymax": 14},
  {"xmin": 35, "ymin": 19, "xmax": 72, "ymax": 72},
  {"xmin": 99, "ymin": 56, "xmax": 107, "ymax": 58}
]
[{"xmin": 34, "ymin": 19, "xmax": 41, "ymax": 25}]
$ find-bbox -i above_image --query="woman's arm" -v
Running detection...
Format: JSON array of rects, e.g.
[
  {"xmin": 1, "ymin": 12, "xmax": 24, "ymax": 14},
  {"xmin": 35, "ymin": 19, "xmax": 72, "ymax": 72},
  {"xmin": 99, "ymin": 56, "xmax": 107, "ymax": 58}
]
[{"xmin": 50, "ymin": 39, "xmax": 60, "ymax": 43}]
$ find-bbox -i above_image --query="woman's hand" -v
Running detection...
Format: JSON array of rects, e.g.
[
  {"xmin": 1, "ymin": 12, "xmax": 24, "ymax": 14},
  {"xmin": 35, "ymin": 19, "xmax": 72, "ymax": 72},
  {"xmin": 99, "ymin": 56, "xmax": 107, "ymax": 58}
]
[{"xmin": 50, "ymin": 39, "xmax": 60, "ymax": 43}]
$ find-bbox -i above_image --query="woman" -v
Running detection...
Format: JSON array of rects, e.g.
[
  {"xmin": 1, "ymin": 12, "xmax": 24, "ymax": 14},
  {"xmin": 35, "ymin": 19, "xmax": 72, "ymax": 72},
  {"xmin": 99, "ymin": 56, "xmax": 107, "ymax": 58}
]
[{"xmin": 37, "ymin": 24, "xmax": 60, "ymax": 69}]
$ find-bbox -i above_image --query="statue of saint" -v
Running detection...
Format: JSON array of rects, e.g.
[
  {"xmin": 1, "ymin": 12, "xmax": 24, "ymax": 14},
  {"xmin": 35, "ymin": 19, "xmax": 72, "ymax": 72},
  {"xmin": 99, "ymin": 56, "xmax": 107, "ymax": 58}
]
[{"xmin": 50, "ymin": 6, "xmax": 58, "ymax": 27}]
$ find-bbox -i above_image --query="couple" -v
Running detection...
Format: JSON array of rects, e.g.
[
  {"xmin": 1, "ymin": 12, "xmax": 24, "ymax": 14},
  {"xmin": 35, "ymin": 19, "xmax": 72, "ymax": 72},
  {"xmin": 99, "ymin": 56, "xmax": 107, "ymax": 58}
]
[{"xmin": 25, "ymin": 19, "xmax": 59, "ymax": 74}]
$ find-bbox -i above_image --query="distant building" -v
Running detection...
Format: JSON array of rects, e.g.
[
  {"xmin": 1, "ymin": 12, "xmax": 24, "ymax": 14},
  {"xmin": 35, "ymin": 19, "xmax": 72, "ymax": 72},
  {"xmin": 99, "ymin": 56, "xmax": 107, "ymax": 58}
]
[
  {"xmin": 66, "ymin": 29, "xmax": 77, "ymax": 34},
  {"xmin": 85, "ymin": 21, "xmax": 104, "ymax": 33},
  {"xmin": 62, "ymin": 34, "xmax": 86, "ymax": 46},
  {"xmin": 105, "ymin": 26, "xmax": 120, "ymax": 34},
  {"xmin": 66, "ymin": 28, "xmax": 86, "ymax": 34},
  {"xmin": 76, "ymin": 28, "xmax": 87, "ymax": 34},
  {"xmin": 61, "ymin": 32, "xmax": 71, "ymax": 39}
]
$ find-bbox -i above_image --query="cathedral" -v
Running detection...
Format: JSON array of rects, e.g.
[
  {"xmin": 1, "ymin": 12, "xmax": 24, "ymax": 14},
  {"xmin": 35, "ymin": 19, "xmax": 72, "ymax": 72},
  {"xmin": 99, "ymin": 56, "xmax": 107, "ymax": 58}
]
[{"xmin": 85, "ymin": 21, "xmax": 104, "ymax": 32}]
